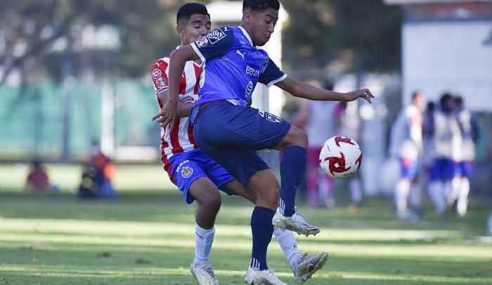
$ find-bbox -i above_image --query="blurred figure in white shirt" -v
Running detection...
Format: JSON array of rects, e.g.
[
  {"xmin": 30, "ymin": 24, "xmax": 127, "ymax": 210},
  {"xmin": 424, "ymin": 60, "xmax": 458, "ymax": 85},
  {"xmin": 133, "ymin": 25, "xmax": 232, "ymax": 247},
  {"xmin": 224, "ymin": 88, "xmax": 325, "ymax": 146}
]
[{"xmin": 389, "ymin": 91, "xmax": 425, "ymax": 220}]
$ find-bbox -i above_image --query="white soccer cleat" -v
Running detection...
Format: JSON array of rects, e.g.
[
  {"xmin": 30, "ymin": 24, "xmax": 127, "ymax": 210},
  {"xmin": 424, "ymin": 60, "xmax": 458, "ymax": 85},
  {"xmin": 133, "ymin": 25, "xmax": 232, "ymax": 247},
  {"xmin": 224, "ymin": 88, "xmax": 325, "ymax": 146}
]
[
  {"xmin": 291, "ymin": 252, "xmax": 329, "ymax": 282},
  {"xmin": 244, "ymin": 268, "xmax": 289, "ymax": 285},
  {"xmin": 190, "ymin": 263, "xmax": 220, "ymax": 285},
  {"xmin": 272, "ymin": 209, "xmax": 320, "ymax": 236}
]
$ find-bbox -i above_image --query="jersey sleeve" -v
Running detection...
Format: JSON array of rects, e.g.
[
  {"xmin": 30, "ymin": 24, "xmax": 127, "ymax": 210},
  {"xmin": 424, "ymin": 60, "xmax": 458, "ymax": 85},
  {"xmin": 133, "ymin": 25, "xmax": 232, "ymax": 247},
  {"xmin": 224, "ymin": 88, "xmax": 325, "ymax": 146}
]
[
  {"xmin": 258, "ymin": 57, "xmax": 287, "ymax": 87},
  {"xmin": 190, "ymin": 27, "xmax": 234, "ymax": 63},
  {"xmin": 150, "ymin": 58, "xmax": 169, "ymax": 94}
]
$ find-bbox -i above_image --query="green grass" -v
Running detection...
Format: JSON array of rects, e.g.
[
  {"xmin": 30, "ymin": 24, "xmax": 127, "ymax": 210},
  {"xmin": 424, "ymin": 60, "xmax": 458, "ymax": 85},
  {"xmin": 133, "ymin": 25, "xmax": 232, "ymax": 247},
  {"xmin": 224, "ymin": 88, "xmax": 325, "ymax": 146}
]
[{"xmin": 0, "ymin": 189, "xmax": 491, "ymax": 285}]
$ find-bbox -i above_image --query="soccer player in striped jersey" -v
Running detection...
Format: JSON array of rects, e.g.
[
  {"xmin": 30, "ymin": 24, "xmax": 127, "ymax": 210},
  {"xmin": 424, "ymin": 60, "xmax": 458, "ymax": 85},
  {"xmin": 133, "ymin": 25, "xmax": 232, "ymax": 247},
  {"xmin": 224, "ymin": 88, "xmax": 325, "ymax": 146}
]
[
  {"xmin": 156, "ymin": 1, "xmax": 373, "ymax": 284},
  {"xmin": 151, "ymin": 3, "xmax": 327, "ymax": 285}
]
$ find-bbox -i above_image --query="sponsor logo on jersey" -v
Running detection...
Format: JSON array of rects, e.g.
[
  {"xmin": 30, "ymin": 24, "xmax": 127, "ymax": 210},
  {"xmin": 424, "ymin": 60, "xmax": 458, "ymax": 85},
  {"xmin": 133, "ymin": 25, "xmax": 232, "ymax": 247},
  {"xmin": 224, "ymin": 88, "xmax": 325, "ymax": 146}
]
[
  {"xmin": 152, "ymin": 68, "xmax": 162, "ymax": 79},
  {"xmin": 236, "ymin": 50, "xmax": 246, "ymax": 60},
  {"xmin": 246, "ymin": 66, "xmax": 260, "ymax": 77},
  {"xmin": 153, "ymin": 77, "xmax": 167, "ymax": 92},
  {"xmin": 245, "ymin": 81, "xmax": 254, "ymax": 100},
  {"xmin": 206, "ymin": 29, "xmax": 226, "ymax": 44}
]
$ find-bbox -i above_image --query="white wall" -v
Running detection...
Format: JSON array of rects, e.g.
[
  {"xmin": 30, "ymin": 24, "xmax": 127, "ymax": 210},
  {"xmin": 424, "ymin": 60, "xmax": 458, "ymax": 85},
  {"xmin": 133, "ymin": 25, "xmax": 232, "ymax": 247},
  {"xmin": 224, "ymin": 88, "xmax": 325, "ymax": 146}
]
[
  {"xmin": 402, "ymin": 20, "xmax": 492, "ymax": 110},
  {"xmin": 206, "ymin": 1, "xmax": 288, "ymax": 115}
]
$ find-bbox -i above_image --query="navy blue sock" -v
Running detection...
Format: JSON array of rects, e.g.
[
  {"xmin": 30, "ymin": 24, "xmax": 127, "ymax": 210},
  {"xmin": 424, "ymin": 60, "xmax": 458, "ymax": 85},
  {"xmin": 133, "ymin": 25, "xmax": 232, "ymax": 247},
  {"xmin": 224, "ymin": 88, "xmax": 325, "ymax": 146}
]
[
  {"xmin": 280, "ymin": 146, "xmax": 306, "ymax": 216},
  {"xmin": 250, "ymin": 207, "xmax": 274, "ymax": 270}
]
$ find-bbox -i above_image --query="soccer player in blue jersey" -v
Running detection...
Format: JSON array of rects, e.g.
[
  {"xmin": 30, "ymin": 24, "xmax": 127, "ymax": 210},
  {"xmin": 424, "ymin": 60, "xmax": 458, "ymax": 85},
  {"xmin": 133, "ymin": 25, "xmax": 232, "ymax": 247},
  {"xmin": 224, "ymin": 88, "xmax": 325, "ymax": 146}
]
[
  {"xmin": 153, "ymin": 3, "xmax": 328, "ymax": 285},
  {"xmin": 156, "ymin": 0, "xmax": 373, "ymax": 283}
]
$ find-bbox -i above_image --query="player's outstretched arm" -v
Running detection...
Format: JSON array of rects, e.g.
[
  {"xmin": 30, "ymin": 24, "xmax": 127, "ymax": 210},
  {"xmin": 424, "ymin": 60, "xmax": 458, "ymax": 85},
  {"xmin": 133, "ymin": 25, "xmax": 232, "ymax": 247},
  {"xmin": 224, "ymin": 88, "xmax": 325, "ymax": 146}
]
[
  {"xmin": 276, "ymin": 76, "xmax": 374, "ymax": 103},
  {"xmin": 159, "ymin": 45, "xmax": 200, "ymax": 128}
]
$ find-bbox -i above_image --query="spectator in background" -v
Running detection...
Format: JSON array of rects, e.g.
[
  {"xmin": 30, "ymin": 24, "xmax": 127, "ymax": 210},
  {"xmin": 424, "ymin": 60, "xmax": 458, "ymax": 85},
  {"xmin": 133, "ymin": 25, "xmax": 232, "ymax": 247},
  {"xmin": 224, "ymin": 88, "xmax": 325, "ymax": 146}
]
[
  {"xmin": 427, "ymin": 93, "xmax": 461, "ymax": 215},
  {"xmin": 333, "ymin": 100, "xmax": 363, "ymax": 211},
  {"xmin": 78, "ymin": 141, "xmax": 117, "ymax": 199},
  {"xmin": 450, "ymin": 96, "xmax": 479, "ymax": 216},
  {"xmin": 25, "ymin": 159, "xmax": 58, "ymax": 193},
  {"xmin": 422, "ymin": 101, "xmax": 435, "ymax": 201},
  {"xmin": 389, "ymin": 91, "xmax": 425, "ymax": 221},
  {"xmin": 293, "ymin": 80, "xmax": 337, "ymax": 208}
]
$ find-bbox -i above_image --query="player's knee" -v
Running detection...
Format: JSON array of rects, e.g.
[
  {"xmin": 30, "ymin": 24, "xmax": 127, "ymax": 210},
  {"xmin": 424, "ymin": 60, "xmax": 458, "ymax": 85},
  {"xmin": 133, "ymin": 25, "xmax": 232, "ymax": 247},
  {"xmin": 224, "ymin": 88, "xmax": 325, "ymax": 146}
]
[
  {"xmin": 200, "ymin": 190, "xmax": 221, "ymax": 211},
  {"xmin": 248, "ymin": 170, "xmax": 279, "ymax": 209},
  {"xmin": 278, "ymin": 126, "xmax": 307, "ymax": 149}
]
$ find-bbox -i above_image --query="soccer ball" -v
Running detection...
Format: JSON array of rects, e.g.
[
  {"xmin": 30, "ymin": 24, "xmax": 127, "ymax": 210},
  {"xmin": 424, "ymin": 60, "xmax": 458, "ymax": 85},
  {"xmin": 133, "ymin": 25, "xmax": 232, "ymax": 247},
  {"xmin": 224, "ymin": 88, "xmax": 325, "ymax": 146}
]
[{"xmin": 319, "ymin": 136, "xmax": 362, "ymax": 178}]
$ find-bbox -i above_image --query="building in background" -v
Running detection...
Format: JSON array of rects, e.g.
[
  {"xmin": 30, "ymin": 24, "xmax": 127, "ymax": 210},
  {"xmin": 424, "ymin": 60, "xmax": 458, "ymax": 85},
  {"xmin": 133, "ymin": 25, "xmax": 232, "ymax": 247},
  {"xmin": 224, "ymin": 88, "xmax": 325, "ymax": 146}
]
[{"xmin": 386, "ymin": 0, "xmax": 492, "ymax": 110}]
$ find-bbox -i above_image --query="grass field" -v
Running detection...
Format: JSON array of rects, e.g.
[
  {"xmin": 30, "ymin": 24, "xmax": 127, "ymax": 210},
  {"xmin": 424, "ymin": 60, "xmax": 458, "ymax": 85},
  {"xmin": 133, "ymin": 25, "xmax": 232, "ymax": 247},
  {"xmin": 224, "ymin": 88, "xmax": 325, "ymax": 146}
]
[{"xmin": 1, "ymin": 181, "xmax": 492, "ymax": 285}]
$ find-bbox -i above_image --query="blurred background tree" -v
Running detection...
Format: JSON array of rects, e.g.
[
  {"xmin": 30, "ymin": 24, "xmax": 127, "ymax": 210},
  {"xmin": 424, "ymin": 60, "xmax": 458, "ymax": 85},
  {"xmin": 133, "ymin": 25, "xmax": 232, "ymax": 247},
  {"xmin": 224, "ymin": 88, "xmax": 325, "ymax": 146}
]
[
  {"xmin": 1, "ymin": 0, "xmax": 401, "ymax": 83},
  {"xmin": 282, "ymin": 0, "xmax": 402, "ymax": 77},
  {"xmin": 0, "ymin": 0, "xmax": 403, "ymax": 161}
]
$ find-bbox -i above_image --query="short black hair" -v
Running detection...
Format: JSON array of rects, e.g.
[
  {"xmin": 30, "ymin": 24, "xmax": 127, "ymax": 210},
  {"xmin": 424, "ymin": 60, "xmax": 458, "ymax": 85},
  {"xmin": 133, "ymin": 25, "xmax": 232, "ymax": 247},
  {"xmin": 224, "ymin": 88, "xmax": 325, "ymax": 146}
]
[
  {"xmin": 411, "ymin": 90, "xmax": 422, "ymax": 101},
  {"xmin": 243, "ymin": 0, "xmax": 280, "ymax": 11},
  {"xmin": 454, "ymin": 95, "xmax": 464, "ymax": 107},
  {"xmin": 440, "ymin": 92, "xmax": 453, "ymax": 106},
  {"xmin": 176, "ymin": 2, "xmax": 210, "ymax": 24}
]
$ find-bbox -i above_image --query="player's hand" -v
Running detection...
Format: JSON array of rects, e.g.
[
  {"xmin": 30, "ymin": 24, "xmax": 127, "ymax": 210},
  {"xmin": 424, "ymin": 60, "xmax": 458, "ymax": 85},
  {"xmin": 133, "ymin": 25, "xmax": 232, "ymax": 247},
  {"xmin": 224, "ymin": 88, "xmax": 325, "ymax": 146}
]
[
  {"xmin": 346, "ymin": 88, "xmax": 374, "ymax": 103},
  {"xmin": 152, "ymin": 100, "xmax": 177, "ymax": 128}
]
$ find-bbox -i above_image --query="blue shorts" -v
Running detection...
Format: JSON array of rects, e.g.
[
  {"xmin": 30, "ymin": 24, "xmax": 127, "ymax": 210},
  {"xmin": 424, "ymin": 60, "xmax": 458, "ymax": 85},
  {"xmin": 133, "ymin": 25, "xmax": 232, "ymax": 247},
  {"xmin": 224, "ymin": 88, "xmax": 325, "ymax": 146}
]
[
  {"xmin": 429, "ymin": 157, "xmax": 457, "ymax": 182},
  {"xmin": 168, "ymin": 149, "xmax": 234, "ymax": 204},
  {"xmin": 399, "ymin": 157, "xmax": 418, "ymax": 179},
  {"xmin": 457, "ymin": 161, "xmax": 473, "ymax": 178},
  {"xmin": 192, "ymin": 101, "xmax": 291, "ymax": 185}
]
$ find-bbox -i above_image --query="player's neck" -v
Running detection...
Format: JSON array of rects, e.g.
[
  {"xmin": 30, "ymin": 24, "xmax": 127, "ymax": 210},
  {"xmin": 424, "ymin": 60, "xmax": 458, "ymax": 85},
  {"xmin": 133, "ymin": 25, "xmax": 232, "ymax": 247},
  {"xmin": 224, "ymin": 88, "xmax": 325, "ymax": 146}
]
[{"xmin": 239, "ymin": 24, "xmax": 256, "ymax": 46}]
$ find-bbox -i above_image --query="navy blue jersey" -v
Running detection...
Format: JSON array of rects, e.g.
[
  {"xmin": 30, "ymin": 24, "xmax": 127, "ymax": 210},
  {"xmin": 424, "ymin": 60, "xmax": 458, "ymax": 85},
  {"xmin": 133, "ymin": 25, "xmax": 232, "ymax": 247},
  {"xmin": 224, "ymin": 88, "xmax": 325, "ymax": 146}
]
[{"xmin": 191, "ymin": 26, "xmax": 286, "ymax": 107}]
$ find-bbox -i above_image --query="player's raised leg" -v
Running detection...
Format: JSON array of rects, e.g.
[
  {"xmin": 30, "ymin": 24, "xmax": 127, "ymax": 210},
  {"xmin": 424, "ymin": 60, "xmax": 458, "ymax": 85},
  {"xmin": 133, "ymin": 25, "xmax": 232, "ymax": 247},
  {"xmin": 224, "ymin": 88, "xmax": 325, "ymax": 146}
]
[{"xmin": 273, "ymin": 125, "xmax": 320, "ymax": 236}]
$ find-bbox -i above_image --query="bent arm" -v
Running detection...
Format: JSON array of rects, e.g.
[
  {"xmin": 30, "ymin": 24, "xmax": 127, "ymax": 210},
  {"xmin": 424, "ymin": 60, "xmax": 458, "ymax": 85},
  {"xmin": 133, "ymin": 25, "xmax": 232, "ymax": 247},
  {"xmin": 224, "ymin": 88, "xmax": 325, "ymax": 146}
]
[
  {"xmin": 168, "ymin": 45, "xmax": 200, "ymax": 105},
  {"xmin": 157, "ymin": 90, "xmax": 193, "ymax": 118}
]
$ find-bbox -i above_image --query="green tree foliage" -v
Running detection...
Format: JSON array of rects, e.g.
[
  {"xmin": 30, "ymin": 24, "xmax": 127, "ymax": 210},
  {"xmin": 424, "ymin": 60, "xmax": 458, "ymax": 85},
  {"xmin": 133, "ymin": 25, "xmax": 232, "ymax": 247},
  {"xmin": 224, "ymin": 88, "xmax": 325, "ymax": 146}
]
[
  {"xmin": 1, "ymin": 0, "xmax": 402, "ymax": 82},
  {"xmin": 282, "ymin": 0, "xmax": 402, "ymax": 73}
]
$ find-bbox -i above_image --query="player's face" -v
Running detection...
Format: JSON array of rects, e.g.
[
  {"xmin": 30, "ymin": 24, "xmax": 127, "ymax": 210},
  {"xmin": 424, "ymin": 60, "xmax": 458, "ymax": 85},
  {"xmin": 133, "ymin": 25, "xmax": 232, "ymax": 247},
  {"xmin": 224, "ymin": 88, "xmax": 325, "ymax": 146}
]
[
  {"xmin": 178, "ymin": 14, "xmax": 211, "ymax": 45},
  {"xmin": 249, "ymin": 8, "xmax": 278, "ymax": 46},
  {"xmin": 414, "ymin": 93, "xmax": 426, "ymax": 111}
]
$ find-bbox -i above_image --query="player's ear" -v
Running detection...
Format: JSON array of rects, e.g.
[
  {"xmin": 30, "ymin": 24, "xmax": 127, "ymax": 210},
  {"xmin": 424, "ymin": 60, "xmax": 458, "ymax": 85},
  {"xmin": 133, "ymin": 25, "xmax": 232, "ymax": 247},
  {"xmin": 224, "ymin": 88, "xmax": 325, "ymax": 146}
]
[{"xmin": 242, "ymin": 8, "xmax": 253, "ymax": 24}]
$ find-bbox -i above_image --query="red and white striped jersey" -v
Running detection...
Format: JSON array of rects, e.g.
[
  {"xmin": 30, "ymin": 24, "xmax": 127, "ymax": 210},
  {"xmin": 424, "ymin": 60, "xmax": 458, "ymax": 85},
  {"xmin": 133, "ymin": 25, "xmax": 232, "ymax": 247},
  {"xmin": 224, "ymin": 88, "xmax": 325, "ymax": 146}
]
[{"xmin": 151, "ymin": 52, "xmax": 203, "ymax": 166}]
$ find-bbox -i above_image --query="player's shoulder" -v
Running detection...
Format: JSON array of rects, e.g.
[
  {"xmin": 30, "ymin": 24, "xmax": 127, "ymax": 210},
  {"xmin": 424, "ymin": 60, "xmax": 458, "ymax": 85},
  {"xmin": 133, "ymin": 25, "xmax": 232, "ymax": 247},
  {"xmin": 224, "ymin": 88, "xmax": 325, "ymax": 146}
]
[
  {"xmin": 152, "ymin": 55, "xmax": 170, "ymax": 68},
  {"xmin": 197, "ymin": 26, "xmax": 235, "ymax": 47}
]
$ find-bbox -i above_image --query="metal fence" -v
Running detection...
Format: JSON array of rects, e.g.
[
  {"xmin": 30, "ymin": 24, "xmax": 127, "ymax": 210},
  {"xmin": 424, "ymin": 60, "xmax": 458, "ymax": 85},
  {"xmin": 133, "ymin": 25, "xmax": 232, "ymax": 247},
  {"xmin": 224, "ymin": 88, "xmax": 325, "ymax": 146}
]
[{"xmin": 0, "ymin": 79, "xmax": 159, "ymax": 161}]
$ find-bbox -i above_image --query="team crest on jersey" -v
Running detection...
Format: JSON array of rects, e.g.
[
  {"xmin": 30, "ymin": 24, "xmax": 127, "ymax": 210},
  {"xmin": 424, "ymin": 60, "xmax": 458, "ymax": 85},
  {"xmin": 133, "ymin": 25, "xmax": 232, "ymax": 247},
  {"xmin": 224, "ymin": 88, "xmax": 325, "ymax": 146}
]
[
  {"xmin": 206, "ymin": 29, "xmax": 226, "ymax": 44},
  {"xmin": 181, "ymin": 166, "xmax": 193, "ymax": 178}
]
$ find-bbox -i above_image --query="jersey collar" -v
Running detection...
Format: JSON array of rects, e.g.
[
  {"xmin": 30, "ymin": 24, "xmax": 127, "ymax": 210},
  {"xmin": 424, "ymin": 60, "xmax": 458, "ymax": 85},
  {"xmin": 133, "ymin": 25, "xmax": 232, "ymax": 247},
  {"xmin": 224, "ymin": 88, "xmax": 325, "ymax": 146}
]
[{"xmin": 238, "ymin": 26, "xmax": 254, "ymax": 47}]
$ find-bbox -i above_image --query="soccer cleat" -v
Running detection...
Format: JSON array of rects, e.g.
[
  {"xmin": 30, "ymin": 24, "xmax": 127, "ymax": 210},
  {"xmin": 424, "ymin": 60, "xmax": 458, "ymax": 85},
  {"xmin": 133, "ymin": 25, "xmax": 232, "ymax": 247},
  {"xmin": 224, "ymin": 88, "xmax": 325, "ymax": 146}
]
[
  {"xmin": 190, "ymin": 263, "xmax": 220, "ymax": 285},
  {"xmin": 291, "ymin": 252, "xmax": 329, "ymax": 282},
  {"xmin": 272, "ymin": 209, "xmax": 320, "ymax": 236},
  {"xmin": 244, "ymin": 268, "xmax": 289, "ymax": 285}
]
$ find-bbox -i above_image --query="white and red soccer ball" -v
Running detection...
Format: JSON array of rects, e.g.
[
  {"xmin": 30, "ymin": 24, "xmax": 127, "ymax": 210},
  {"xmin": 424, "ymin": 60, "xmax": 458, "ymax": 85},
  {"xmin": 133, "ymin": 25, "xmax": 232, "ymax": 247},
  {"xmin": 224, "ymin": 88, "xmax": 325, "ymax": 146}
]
[{"xmin": 319, "ymin": 136, "xmax": 362, "ymax": 178}]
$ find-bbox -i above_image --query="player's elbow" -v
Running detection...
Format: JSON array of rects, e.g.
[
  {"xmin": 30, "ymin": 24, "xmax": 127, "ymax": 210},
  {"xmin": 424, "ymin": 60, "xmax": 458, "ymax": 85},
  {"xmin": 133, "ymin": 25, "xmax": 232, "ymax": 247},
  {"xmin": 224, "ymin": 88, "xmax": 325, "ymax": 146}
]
[
  {"xmin": 170, "ymin": 45, "xmax": 198, "ymax": 63},
  {"xmin": 281, "ymin": 79, "xmax": 303, "ymax": 98}
]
